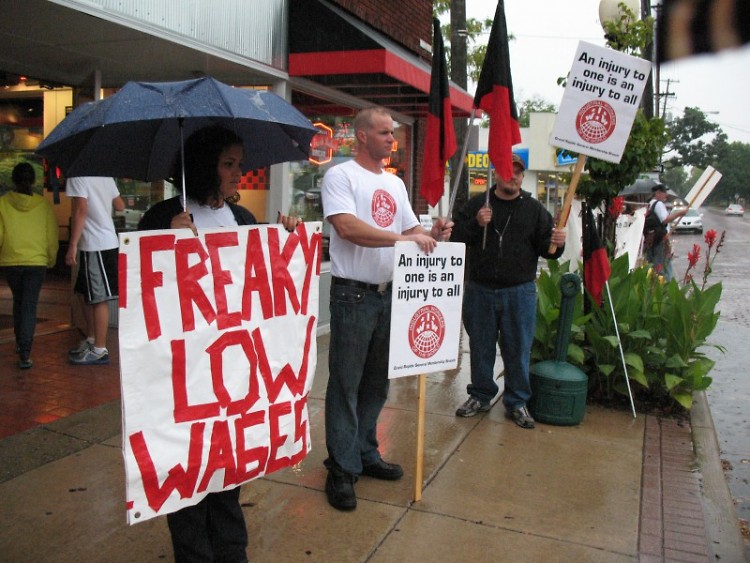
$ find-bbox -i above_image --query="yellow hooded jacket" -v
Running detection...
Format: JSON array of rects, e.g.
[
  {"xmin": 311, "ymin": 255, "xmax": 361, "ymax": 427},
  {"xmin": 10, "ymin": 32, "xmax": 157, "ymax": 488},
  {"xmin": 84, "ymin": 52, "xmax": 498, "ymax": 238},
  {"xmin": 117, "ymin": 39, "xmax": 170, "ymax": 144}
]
[{"xmin": 0, "ymin": 192, "xmax": 59, "ymax": 268}]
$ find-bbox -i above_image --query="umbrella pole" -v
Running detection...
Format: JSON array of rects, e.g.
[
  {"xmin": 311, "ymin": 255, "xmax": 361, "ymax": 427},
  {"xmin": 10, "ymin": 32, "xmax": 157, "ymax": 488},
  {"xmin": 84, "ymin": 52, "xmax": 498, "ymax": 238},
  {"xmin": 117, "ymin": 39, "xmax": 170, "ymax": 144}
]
[{"xmin": 179, "ymin": 118, "xmax": 187, "ymax": 212}]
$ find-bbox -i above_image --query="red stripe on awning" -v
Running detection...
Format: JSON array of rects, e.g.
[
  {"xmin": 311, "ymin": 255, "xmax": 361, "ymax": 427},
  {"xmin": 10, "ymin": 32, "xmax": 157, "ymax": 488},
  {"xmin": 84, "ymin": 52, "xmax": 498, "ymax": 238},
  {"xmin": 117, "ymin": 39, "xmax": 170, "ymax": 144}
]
[{"xmin": 289, "ymin": 50, "xmax": 474, "ymax": 115}]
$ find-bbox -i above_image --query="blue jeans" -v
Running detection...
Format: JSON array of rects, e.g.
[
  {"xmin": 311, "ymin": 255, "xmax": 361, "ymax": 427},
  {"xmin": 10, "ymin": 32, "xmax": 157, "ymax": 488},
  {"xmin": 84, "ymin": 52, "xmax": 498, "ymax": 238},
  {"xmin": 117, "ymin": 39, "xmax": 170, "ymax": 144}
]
[
  {"xmin": 2, "ymin": 266, "xmax": 46, "ymax": 359},
  {"xmin": 462, "ymin": 281, "xmax": 537, "ymax": 410},
  {"xmin": 325, "ymin": 283, "xmax": 391, "ymax": 475},
  {"xmin": 646, "ymin": 239, "xmax": 674, "ymax": 281}
]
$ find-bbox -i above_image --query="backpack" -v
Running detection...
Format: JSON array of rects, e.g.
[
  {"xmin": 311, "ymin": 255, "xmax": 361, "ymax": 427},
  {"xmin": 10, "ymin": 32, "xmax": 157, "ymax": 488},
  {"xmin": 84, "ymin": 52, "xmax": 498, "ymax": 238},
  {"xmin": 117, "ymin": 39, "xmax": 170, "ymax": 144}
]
[{"xmin": 643, "ymin": 201, "xmax": 667, "ymax": 248}]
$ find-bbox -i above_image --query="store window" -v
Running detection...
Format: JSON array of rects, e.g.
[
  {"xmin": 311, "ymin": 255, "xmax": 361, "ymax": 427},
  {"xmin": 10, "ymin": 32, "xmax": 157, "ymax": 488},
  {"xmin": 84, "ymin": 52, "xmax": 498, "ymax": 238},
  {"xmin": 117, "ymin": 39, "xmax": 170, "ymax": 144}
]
[
  {"xmin": 0, "ymin": 97, "xmax": 44, "ymax": 195},
  {"xmin": 289, "ymin": 91, "xmax": 412, "ymax": 261}
]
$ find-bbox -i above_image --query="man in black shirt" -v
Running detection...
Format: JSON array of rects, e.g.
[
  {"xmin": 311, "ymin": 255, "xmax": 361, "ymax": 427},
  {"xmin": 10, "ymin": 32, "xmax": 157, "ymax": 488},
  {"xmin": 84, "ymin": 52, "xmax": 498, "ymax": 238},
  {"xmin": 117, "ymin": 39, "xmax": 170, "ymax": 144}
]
[{"xmin": 450, "ymin": 154, "xmax": 566, "ymax": 428}]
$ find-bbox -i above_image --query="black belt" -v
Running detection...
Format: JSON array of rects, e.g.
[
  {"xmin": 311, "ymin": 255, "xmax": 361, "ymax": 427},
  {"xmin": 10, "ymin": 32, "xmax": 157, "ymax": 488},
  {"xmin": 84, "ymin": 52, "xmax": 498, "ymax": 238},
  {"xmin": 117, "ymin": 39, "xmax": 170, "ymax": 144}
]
[{"xmin": 332, "ymin": 276, "xmax": 392, "ymax": 293}]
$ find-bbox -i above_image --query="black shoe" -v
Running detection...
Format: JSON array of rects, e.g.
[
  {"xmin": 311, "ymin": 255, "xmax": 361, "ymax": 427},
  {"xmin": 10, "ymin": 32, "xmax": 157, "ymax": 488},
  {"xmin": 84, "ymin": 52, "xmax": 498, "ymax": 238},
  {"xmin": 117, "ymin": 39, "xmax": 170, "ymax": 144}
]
[
  {"xmin": 326, "ymin": 467, "xmax": 357, "ymax": 511},
  {"xmin": 361, "ymin": 458, "xmax": 404, "ymax": 481},
  {"xmin": 505, "ymin": 405, "xmax": 536, "ymax": 429}
]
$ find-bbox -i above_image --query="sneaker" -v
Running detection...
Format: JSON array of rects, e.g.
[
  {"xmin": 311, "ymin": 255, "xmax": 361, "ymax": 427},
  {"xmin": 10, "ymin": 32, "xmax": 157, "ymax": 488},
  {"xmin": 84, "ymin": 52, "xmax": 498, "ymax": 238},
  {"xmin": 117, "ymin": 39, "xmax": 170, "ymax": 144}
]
[
  {"xmin": 505, "ymin": 405, "xmax": 535, "ymax": 429},
  {"xmin": 325, "ymin": 467, "xmax": 357, "ymax": 511},
  {"xmin": 68, "ymin": 338, "xmax": 93, "ymax": 356},
  {"xmin": 361, "ymin": 458, "xmax": 403, "ymax": 481},
  {"xmin": 18, "ymin": 358, "xmax": 33, "ymax": 369},
  {"xmin": 70, "ymin": 348, "xmax": 109, "ymax": 365},
  {"xmin": 455, "ymin": 397, "xmax": 491, "ymax": 417}
]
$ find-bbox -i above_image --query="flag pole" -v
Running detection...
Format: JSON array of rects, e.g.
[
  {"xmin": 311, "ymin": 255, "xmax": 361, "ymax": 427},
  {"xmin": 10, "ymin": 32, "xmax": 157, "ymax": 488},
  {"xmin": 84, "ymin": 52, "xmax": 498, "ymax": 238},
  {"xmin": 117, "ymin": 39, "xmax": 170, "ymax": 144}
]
[
  {"xmin": 414, "ymin": 373, "xmax": 427, "ymax": 501},
  {"xmin": 482, "ymin": 153, "xmax": 493, "ymax": 249},
  {"xmin": 548, "ymin": 155, "xmax": 587, "ymax": 254},
  {"xmin": 604, "ymin": 280, "xmax": 637, "ymax": 418},
  {"xmin": 446, "ymin": 108, "xmax": 477, "ymax": 219}
]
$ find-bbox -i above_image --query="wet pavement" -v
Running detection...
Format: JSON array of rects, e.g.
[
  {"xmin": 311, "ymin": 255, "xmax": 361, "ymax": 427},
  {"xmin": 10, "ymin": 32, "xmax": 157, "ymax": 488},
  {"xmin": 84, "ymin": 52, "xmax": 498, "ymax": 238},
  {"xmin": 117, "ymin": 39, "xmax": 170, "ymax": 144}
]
[
  {"xmin": 672, "ymin": 207, "xmax": 750, "ymax": 558},
  {"xmin": 1, "ymin": 211, "xmax": 748, "ymax": 561}
]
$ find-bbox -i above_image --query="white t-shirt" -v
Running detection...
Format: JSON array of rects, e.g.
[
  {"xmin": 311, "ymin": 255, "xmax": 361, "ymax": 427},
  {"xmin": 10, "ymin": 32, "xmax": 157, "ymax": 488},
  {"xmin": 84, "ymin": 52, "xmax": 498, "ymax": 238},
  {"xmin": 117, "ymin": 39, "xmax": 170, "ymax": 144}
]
[
  {"xmin": 185, "ymin": 197, "xmax": 238, "ymax": 228},
  {"xmin": 322, "ymin": 159, "xmax": 419, "ymax": 284},
  {"xmin": 66, "ymin": 177, "xmax": 120, "ymax": 251},
  {"xmin": 652, "ymin": 199, "xmax": 668, "ymax": 222}
]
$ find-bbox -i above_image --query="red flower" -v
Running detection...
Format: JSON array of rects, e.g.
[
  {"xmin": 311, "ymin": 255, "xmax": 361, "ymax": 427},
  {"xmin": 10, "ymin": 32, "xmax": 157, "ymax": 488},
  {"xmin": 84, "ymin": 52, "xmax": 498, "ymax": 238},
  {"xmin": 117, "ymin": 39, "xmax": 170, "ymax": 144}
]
[
  {"xmin": 704, "ymin": 229, "xmax": 717, "ymax": 248},
  {"xmin": 608, "ymin": 196, "xmax": 624, "ymax": 218},
  {"xmin": 688, "ymin": 244, "xmax": 701, "ymax": 268}
]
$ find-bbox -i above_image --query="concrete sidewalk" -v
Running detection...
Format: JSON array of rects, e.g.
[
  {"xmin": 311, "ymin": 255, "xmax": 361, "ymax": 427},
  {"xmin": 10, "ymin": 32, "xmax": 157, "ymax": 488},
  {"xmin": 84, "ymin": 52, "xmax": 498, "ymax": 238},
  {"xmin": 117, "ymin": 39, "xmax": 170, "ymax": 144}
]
[{"xmin": 0, "ymin": 324, "xmax": 745, "ymax": 562}]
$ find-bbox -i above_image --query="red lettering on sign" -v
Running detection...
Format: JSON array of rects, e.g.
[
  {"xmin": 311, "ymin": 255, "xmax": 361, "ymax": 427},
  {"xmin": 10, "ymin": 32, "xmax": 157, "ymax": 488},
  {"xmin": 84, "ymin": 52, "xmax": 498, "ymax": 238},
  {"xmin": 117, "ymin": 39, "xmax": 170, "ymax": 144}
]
[
  {"xmin": 129, "ymin": 423, "xmax": 205, "ymax": 511},
  {"xmin": 175, "ymin": 237, "xmax": 217, "ymax": 332},
  {"xmin": 242, "ymin": 229, "xmax": 274, "ymax": 321},
  {"xmin": 140, "ymin": 234, "xmax": 176, "ymax": 341},
  {"xmin": 172, "ymin": 339, "xmax": 220, "ymax": 423},
  {"xmin": 197, "ymin": 419, "xmax": 237, "ymax": 492},
  {"xmin": 206, "ymin": 330, "xmax": 261, "ymax": 416},
  {"xmin": 205, "ymin": 231, "xmax": 242, "ymax": 330},
  {"xmin": 235, "ymin": 411, "xmax": 268, "ymax": 481}
]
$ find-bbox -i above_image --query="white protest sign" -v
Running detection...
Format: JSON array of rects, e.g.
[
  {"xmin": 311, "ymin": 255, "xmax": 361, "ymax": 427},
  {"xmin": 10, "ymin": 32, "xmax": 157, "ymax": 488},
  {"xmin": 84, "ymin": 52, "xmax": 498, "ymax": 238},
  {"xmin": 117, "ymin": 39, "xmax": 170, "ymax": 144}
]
[
  {"xmin": 550, "ymin": 41, "xmax": 652, "ymax": 164},
  {"xmin": 118, "ymin": 223, "xmax": 322, "ymax": 524},
  {"xmin": 683, "ymin": 165, "xmax": 722, "ymax": 208},
  {"xmin": 388, "ymin": 242, "xmax": 465, "ymax": 379}
]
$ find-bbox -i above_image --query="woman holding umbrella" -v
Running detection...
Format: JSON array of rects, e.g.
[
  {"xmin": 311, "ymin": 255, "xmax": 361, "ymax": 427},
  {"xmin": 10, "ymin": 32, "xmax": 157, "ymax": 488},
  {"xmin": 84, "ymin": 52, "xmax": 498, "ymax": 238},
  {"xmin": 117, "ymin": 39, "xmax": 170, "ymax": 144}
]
[{"xmin": 138, "ymin": 124, "xmax": 299, "ymax": 562}]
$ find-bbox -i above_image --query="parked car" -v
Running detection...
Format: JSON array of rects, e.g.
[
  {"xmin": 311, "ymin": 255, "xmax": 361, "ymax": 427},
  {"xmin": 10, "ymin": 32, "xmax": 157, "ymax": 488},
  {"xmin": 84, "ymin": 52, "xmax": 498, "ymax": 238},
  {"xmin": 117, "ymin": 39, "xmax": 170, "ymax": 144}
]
[
  {"xmin": 674, "ymin": 208, "xmax": 703, "ymax": 234},
  {"xmin": 725, "ymin": 204, "xmax": 745, "ymax": 216}
]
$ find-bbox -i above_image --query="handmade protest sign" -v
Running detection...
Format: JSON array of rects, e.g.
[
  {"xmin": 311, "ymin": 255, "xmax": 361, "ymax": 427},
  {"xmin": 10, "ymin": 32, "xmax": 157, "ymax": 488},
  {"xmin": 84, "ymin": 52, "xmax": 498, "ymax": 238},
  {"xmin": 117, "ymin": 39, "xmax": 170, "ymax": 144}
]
[
  {"xmin": 118, "ymin": 223, "xmax": 322, "ymax": 524},
  {"xmin": 550, "ymin": 41, "xmax": 652, "ymax": 164},
  {"xmin": 388, "ymin": 241, "xmax": 465, "ymax": 379}
]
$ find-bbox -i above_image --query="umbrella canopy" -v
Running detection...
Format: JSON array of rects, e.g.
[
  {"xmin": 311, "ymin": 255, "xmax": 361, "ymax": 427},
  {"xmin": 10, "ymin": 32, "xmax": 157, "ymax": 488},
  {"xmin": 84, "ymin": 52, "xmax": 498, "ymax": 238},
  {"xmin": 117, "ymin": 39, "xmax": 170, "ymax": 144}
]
[
  {"xmin": 619, "ymin": 178, "xmax": 662, "ymax": 196},
  {"xmin": 35, "ymin": 77, "xmax": 318, "ymax": 180}
]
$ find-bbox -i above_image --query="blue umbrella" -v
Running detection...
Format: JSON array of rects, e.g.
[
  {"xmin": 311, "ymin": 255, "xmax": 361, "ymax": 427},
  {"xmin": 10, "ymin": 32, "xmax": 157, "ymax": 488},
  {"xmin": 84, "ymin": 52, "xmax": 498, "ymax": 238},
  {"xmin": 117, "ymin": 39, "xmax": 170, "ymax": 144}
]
[{"xmin": 35, "ymin": 77, "xmax": 318, "ymax": 186}]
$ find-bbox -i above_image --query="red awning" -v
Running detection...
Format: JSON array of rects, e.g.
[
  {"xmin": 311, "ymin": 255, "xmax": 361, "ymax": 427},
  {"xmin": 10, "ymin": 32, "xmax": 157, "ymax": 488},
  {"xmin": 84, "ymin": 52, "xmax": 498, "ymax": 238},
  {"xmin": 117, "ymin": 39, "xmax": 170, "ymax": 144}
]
[{"xmin": 288, "ymin": 0, "xmax": 474, "ymax": 118}]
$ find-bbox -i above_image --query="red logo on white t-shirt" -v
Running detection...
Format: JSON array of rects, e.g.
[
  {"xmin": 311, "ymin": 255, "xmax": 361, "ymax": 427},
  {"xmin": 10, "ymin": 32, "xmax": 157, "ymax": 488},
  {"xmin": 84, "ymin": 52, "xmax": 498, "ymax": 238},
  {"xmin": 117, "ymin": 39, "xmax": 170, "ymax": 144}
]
[
  {"xmin": 371, "ymin": 189, "xmax": 396, "ymax": 227},
  {"xmin": 408, "ymin": 305, "xmax": 445, "ymax": 359}
]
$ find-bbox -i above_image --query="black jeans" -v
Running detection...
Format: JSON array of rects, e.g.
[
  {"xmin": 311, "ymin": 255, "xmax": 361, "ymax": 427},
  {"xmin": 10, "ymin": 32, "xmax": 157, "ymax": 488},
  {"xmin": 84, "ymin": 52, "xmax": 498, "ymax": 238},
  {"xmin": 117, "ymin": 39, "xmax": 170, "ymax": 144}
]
[
  {"xmin": 166, "ymin": 488, "xmax": 248, "ymax": 563},
  {"xmin": 2, "ymin": 266, "xmax": 46, "ymax": 358}
]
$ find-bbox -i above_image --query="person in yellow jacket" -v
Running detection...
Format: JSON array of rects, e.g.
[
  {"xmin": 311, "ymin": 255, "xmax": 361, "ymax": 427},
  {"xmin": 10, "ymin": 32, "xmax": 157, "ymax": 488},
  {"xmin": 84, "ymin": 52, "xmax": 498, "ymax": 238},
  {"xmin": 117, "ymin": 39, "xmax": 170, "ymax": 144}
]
[{"xmin": 0, "ymin": 162, "xmax": 59, "ymax": 369}]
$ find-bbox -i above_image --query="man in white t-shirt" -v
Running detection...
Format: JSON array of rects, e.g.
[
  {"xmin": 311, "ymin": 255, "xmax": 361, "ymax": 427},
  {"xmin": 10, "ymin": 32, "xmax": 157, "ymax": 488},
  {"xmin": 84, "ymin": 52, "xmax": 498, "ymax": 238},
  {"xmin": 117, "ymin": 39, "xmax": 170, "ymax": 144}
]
[
  {"xmin": 65, "ymin": 177, "xmax": 125, "ymax": 365},
  {"xmin": 646, "ymin": 183, "xmax": 686, "ymax": 281},
  {"xmin": 321, "ymin": 107, "xmax": 452, "ymax": 511}
]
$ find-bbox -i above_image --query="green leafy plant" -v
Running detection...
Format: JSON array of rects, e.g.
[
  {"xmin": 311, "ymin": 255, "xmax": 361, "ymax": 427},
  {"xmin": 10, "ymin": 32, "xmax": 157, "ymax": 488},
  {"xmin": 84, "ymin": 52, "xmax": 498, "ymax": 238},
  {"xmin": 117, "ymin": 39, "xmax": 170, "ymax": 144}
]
[{"xmin": 533, "ymin": 236, "xmax": 724, "ymax": 411}]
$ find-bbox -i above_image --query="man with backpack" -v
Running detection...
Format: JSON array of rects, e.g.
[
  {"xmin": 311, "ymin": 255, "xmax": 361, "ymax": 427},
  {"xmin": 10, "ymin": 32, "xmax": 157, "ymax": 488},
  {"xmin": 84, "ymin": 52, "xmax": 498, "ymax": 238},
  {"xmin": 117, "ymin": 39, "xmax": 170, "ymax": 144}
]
[{"xmin": 644, "ymin": 184, "xmax": 687, "ymax": 281}]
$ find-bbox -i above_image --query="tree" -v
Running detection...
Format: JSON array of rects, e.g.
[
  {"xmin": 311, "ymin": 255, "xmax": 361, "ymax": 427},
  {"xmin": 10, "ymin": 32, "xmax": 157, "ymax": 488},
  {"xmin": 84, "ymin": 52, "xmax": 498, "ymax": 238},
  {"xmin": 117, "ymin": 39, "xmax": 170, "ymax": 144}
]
[
  {"xmin": 664, "ymin": 107, "xmax": 728, "ymax": 170},
  {"xmin": 710, "ymin": 141, "xmax": 750, "ymax": 204},
  {"xmin": 517, "ymin": 96, "xmax": 556, "ymax": 127},
  {"xmin": 661, "ymin": 165, "xmax": 688, "ymax": 196}
]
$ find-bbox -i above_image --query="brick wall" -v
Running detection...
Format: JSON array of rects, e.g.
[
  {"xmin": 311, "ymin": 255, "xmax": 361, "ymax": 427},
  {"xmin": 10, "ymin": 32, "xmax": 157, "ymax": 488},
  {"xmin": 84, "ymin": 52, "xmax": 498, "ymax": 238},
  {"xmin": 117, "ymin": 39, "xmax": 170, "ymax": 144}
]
[{"xmin": 331, "ymin": 0, "xmax": 433, "ymax": 60}]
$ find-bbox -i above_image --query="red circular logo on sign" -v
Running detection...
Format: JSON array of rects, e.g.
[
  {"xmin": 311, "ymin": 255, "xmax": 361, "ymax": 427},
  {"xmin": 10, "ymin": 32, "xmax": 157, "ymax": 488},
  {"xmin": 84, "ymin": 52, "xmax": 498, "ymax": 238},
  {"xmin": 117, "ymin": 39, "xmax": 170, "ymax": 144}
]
[
  {"xmin": 408, "ymin": 305, "xmax": 445, "ymax": 359},
  {"xmin": 371, "ymin": 189, "xmax": 396, "ymax": 227},
  {"xmin": 576, "ymin": 100, "xmax": 616, "ymax": 144}
]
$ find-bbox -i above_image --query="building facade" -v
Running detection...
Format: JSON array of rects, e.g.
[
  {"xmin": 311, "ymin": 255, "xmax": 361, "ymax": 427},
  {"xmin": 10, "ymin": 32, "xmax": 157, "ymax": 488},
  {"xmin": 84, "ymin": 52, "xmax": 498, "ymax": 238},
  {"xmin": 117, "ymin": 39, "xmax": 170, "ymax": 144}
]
[{"xmin": 0, "ymin": 0, "xmax": 473, "ymax": 329}]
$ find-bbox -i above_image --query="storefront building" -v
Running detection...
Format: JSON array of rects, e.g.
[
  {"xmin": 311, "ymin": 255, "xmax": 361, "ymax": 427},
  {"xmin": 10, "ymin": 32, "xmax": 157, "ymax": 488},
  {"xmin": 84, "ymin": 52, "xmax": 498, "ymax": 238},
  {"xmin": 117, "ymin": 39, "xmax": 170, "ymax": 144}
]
[{"xmin": 0, "ymin": 0, "xmax": 473, "ymax": 329}]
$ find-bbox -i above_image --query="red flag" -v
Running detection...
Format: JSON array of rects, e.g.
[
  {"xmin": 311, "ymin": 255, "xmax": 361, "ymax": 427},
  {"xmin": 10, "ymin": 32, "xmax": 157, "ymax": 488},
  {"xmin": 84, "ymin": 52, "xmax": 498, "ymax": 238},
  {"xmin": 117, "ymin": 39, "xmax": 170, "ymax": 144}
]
[
  {"xmin": 420, "ymin": 18, "xmax": 457, "ymax": 207},
  {"xmin": 583, "ymin": 207, "xmax": 610, "ymax": 306},
  {"xmin": 473, "ymin": 1, "xmax": 521, "ymax": 182}
]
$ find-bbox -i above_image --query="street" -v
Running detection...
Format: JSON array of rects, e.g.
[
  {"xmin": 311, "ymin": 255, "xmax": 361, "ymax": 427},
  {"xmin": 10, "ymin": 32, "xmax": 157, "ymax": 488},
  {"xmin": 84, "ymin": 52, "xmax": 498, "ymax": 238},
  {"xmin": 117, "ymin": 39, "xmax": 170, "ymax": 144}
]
[{"xmin": 671, "ymin": 206, "xmax": 750, "ymax": 551}]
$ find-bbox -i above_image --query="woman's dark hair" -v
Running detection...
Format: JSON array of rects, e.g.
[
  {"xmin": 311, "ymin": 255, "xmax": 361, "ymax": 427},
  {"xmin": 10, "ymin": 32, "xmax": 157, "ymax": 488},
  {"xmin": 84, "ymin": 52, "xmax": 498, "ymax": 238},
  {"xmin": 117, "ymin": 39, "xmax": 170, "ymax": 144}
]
[
  {"xmin": 170, "ymin": 125, "xmax": 243, "ymax": 206},
  {"xmin": 12, "ymin": 162, "xmax": 36, "ymax": 195}
]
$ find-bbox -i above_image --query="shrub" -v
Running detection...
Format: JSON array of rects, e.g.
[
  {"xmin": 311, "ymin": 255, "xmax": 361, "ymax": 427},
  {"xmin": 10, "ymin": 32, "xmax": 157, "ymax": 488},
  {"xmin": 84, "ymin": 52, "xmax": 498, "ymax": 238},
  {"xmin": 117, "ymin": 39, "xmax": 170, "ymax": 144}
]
[{"xmin": 533, "ymin": 232, "xmax": 725, "ymax": 411}]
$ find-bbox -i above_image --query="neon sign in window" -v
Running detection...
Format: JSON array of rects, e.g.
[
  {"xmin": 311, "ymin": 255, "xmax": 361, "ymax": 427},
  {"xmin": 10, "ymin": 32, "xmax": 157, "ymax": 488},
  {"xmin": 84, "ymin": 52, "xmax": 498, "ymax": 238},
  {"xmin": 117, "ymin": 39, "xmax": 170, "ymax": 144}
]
[{"xmin": 309, "ymin": 122, "xmax": 334, "ymax": 165}]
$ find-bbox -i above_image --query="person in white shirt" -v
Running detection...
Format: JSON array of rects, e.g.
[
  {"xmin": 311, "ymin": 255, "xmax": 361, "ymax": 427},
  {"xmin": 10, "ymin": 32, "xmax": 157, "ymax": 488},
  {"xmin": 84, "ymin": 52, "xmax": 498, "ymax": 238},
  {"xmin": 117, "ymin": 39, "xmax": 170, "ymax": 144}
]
[
  {"xmin": 65, "ymin": 176, "xmax": 124, "ymax": 365},
  {"xmin": 645, "ymin": 184, "xmax": 686, "ymax": 281},
  {"xmin": 321, "ymin": 107, "xmax": 452, "ymax": 511}
]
